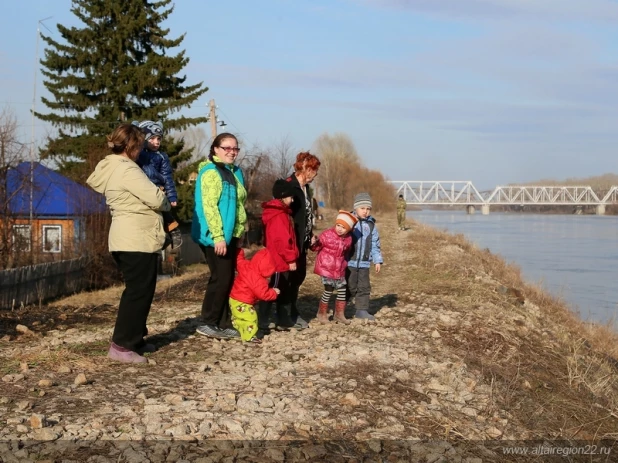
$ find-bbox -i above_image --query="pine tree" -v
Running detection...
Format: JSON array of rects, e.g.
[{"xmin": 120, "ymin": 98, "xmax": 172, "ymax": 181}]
[{"xmin": 36, "ymin": 0, "xmax": 208, "ymax": 205}]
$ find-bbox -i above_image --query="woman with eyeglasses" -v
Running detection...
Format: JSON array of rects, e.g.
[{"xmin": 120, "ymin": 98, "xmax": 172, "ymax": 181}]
[{"xmin": 191, "ymin": 133, "xmax": 247, "ymax": 339}]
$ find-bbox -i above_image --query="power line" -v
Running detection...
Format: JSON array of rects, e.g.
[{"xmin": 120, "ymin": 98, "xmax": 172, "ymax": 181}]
[{"xmin": 216, "ymin": 106, "xmax": 246, "ymax": 138}]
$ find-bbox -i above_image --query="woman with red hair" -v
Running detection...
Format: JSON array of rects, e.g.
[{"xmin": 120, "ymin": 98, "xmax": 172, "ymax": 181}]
[{"xmin": 270, "ymin": 152, "xmax": 321, "ymax": 330}]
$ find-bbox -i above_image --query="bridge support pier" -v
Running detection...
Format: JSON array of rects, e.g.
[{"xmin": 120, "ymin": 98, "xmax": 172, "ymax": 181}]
[
  {"xmin": 466, "ymin": 205, "xmax": 475, "ymax": 215},
  {"xmin": 596, "ymin": 204, "xmax": 606, "ymax": 215},
  {"xmin": 481, "ymin": 204, "xmax": 490, "ymax": 215}
]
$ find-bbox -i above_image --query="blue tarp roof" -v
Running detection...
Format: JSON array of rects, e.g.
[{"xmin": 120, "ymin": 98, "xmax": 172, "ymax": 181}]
[{"xmin": 7, "ymin": 162, "xmax": 106, "ymax": 216}]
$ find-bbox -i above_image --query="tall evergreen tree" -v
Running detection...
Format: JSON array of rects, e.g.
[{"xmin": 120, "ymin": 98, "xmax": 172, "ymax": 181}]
[{"xmin": 35, "ymin": 0, "xmax": 208, "ymax": 210}]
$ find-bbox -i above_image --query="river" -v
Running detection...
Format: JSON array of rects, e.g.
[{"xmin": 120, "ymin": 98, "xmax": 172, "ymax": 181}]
[{"xmin": 409, "ymin": 210, "xmax": 618, "ymax": 327}]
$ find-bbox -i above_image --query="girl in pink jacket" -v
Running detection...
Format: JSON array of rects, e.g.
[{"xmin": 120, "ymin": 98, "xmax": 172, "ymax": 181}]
[{"xmin": 311, "ymin": 211, "xmax": 358, "ymax": 325}]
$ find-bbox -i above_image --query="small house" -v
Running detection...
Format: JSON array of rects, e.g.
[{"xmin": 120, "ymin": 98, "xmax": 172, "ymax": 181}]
[{"xmin": 2, "ymin": 162, "xmax": 106, "ymax": 266}]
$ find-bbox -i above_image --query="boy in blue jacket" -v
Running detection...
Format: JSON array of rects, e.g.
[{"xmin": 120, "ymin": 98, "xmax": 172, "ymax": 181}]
[
  {"xmin": 133, "ymin": 120, "xmax": 182, "ymax": 250},
  {"xmin": 346, "ymin": 192, "xmax": 384, "ymax": 321}
]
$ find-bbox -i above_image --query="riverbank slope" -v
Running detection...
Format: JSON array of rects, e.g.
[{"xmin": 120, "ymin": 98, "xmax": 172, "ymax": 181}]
[{"xmin": 1, "ymin": 212, "xmax": 617, "ymax": 462}]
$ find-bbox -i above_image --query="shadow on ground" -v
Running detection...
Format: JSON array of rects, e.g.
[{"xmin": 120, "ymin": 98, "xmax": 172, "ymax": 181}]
[
  {"xmin": 369, "ymin": 293, "xmax": 398, "ymax": 314},
  {"xmin": 296, "ymin": 293, "xmax": 399, "ymax": 320},
  {"xmin": 0, "ymin": 304, "xmax": 117, "ymax": 338},
  {"xmin": 145, "ymin": 316, "xmax": 203, "ymax": 349}
]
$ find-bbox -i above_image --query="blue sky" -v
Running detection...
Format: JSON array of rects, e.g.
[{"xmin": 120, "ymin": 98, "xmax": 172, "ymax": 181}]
[{"xmin": 2, "ymin": 0, "xmax": 618, "ymax": 188}]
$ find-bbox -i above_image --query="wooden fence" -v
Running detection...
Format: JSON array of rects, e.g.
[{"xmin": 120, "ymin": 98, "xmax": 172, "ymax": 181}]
[
  {"xmin": 1, "ymin": 222, "xmax": 266, "ymax": 309},
  {"xmin": 0, "ymin": 257, "xmax": 88, "ymax": 310}
]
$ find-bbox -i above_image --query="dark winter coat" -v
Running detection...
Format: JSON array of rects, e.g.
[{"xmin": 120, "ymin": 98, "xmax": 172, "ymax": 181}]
[
  {"xmin": 312, "ymin": 227, "xmax": 353, "ymax": 280},
  {"xmin": 284, "ymin": 174, "xmax": 314, "ymax": 252},
  {"xmin": 137, "ymin": 148, "xmax": 178, "ymax": 203},
  {"xmin": 261, "ymin": 199, "xmax": 299, "ymax": 272}
]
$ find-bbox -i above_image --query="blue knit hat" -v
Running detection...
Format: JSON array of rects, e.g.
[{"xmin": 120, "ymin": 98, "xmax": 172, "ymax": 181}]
[{"xmin": 132, "ymin": 120, "xmax": 163, "ymax": 141}]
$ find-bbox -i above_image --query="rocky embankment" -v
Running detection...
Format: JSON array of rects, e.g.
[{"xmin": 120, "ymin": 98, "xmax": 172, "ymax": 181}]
[{"xmin": 1, "ymin": 214, "xmax": 617, "ymax": 462}]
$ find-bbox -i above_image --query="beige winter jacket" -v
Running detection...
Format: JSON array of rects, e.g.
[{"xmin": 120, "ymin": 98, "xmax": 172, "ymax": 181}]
[{"xmin": 87, "ymin": 155, "xmax": 171, "ymax": 253}]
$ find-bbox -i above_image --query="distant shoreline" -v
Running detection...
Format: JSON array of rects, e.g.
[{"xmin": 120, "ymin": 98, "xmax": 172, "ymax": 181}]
[{"xmin": 411, "ymin": 206, "xmax": 618, "ymax": 215}]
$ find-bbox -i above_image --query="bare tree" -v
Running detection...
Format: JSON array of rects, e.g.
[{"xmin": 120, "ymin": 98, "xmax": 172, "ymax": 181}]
[
  {"xmin": 173, "ymin": 125, "xmax": 211, "ymax": 167},
  {"xmin": 270, "ymin": 134, "xmax": 296, "ymax": 179},
  {"xmin": 0, "ymin": 107, "xmax": 28, "ymax": 269},
  {"xmin": 313, "ymin": 132, "xmax": 360, "ymax": 210},
  {"xmin": 238, "ymin": 152, "xmax": 265, "ymax": 202}
]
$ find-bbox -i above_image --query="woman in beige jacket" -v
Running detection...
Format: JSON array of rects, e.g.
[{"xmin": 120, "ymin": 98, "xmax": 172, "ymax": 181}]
[{"xmin": 87, "ymin": 124, "xmax": 170, "ymax": 363}]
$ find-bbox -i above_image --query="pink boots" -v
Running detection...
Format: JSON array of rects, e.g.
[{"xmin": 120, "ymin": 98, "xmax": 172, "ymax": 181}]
[
  {"xmin": 333, "ymin": 300, "xmax": 351, "ymax": 325},
  {"xmin": 317, "ymin": 301, "xmax": 329, "ymax": 324},
  {"xmin": 108, "ymin": 343, "xmax": 147, "ymax": 363}
]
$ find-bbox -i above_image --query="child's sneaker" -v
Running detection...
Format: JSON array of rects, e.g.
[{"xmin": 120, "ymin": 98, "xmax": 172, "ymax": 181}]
[
  {"xmin": 218, "ymin": 328, "xmax": 241, "ymax": 339},
  {"xmin": 170, "ymin": 228, "xmax": 183, "ymax": 251},
  {"xmin": 196, "ymin": 324, "xmax": 221, "ymax": 338}
]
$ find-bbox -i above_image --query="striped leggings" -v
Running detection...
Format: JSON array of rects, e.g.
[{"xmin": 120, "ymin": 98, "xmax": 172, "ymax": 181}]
[{"xmin": 321, "ymin": 284, "xmax": 347, "ymax": 304}]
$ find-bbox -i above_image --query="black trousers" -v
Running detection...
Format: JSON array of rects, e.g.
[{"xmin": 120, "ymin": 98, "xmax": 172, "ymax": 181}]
[
  {"xmin": 288, "ymin": 248, "xmax": 308, "ymax": 317},
  {"xmin": 259, "ymin": 247, "xmax": 308, "ymax": 325},
  {"xmin": 258, "ymin": 271, "xmax": 291, "ymax": 328},
  {"xmin": 111, "ymin": 251, "xmax": 158, "ymax": 351},
  {"xmin": 269, "ymin": 270, "xmax": 292, "ymax": 304},
  {"xmin": 200, "ymin": 239, "xmax": 237, "ymax": 329}
]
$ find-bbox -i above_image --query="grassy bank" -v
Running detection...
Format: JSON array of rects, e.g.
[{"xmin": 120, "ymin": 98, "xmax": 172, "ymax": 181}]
[{"xmin": 395, "ymin": 218, "xmax": 618, "ymax": 439}]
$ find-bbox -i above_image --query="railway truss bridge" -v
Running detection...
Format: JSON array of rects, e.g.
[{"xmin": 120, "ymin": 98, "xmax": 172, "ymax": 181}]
[{"xmin": 389, "ymin": 181, "xmax": 618, "ymax": 215}]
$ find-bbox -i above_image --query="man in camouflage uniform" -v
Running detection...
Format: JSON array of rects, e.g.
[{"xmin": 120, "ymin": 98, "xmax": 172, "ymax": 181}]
[{"xmin": 397, "ymin": 194, "xmax": 407, "ymax": 230}]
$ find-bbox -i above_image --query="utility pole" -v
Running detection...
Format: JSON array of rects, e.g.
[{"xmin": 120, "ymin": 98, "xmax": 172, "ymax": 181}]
[
  {"xmin": 208, "ymin": 99, "xmax": 217, "ymax": 140},
  {"xmin": 30, "ymin": 17, "xmax": 52, "ymax": 228},
  {"xmin": 208, "ymin": 99, "xmax": 228, "ymax": 140}
]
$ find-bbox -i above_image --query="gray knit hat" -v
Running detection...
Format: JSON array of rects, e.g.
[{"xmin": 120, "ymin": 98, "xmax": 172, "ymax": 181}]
[{"xmin": 353, "ymin": 192, "xmax": 372, "ymax": 209}]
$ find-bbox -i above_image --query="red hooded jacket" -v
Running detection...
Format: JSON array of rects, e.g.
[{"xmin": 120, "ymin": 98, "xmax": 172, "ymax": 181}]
[
  {"xmin": 261, "ymin": 199, "xmax": 299, "ymax": 272},
  {"xmin": 311, "ymin": 227, "xmax": 353, "ymax": 279},
  {"xmin": 229, "ymin": 248, "xmax": 279, "ymax": 305}
]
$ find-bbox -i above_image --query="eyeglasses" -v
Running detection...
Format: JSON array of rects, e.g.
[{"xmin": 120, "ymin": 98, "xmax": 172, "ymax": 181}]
[{"xmin": 218, "ymin": 146, "xmax": 240, "ymax": 153}]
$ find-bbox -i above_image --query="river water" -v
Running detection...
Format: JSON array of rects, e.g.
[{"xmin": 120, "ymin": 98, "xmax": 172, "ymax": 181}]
[{"xmin": 409, "ymin": 210, "xmax": 618, "ymax": 327}]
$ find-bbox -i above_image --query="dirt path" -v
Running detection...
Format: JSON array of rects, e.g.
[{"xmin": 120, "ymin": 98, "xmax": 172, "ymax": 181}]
[{"xmin": 1, "ymin": 213, "xmax": 617, "ymax": 462}]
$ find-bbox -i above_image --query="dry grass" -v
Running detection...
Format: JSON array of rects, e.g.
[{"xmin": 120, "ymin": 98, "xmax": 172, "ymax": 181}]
[
  {"xmin": 48, "ymin": 263, "xmax": 207, "ymax": 308},
  {"xmin": 394, "ymin": 217, "xmax": 618, "ymax": 440}
]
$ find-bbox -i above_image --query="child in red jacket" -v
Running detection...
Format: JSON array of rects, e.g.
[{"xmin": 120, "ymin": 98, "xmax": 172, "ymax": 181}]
[
  {"xmin": 262, "ymin": 179, "xmax": 299, "ymax": 273},
  {"xmin": 229, "ymin": 248, "xmax": 280, "ymax": 343},
  {"xmin": 312, "ymin": 211, "xmax": 358, "ymax": 325},
  {"xmin": 258, "ymin": 179, "xmax": 299, "ymax": 334}
]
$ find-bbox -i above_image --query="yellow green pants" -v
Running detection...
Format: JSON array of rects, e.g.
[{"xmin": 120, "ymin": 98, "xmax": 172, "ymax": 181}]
[{"xmin": 229, "ymin": 298, "xmax": 259, "ymax": 341}]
